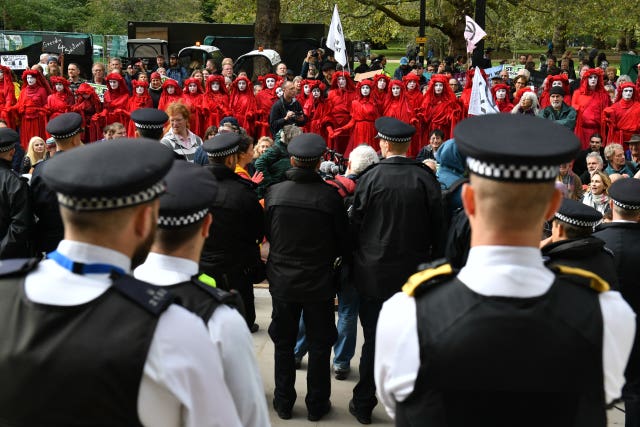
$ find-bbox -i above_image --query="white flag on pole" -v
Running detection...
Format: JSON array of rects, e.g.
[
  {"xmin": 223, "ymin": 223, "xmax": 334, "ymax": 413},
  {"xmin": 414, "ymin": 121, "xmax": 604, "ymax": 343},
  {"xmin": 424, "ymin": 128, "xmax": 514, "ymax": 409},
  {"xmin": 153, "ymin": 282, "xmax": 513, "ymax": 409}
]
[
  {"xmin": 326, "ymin": 4, "xmax": 347, "ymax": 66},
  {"xmin": 468, "ymin": 67, "xmax": 499, "ymax": 116},
  {"xmin": 464, "ymin": 15, "xmax": 487, "ymax": 53}
]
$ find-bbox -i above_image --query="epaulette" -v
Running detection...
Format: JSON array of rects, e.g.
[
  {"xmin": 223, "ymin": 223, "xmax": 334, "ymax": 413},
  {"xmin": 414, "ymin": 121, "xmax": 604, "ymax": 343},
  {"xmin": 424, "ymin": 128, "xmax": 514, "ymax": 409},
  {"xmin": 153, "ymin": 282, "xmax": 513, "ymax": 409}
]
[
  {"xmin": 110, "ymin": 273, "xmax": 175, "ymax": 316},
  {"xmin": 0, "ymin": 258, "xmax": 41, "ymax": 279},
  {"xmin": 402, "ymin": 259, "xmax": 456, "ymax": 297},
  {"xmin": 547, "ymin": 264, "xmax": 610, "ymax": 293},
  {"xmin": 191, "ymin": 274, "xmax": 245, "ymax": 313}
]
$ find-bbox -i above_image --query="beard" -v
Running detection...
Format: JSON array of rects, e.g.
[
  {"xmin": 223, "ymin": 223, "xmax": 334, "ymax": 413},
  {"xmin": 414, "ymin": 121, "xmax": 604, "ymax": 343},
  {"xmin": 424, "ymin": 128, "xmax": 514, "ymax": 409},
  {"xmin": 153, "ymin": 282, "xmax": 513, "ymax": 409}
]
[{"xmin": 131, "ymin": 209, "xmax": 158, "ymax": 269}]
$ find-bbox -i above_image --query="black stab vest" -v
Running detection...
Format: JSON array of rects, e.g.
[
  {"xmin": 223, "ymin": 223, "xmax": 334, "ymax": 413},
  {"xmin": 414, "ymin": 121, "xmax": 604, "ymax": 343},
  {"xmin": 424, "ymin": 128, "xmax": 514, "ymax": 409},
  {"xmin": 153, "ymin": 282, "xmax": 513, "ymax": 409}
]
[
  {"xmin": 167, "ymin": 276, "xmax": 244, "ymax": 324},
  {"xmin": 396, "ymin": 277, "xmax": 605, "ymax": 427},
  {"xmin": 0, "ymin": 274, "xmax": 172, "ymax": 427}
]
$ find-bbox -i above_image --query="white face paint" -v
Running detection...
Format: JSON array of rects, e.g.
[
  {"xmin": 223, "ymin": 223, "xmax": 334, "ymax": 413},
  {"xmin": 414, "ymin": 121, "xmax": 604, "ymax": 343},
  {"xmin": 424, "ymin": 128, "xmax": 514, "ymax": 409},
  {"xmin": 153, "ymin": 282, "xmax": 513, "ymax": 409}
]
[
  {"xmin": 303, "ymin": 84, "xmax": 310, "ymax": 95},
  {"xmin": 55, "ymin": 83, "xmax": 64, "ymax": 92},
  {"xmin": 237, "ymin": 80, "xmax": 247, "ymax": 91},
  {"xmin": 135, "ymin": 86, "xmax": 145, "ymax": 95},
  {"xmin": 266, "ymin": 78, "xmax": 276, "ymax": 89},
  {"xmin": 496, "ymin": 89, "xmax": 507, "ymax": 99},
  {"xmin": 391, "ymin": 85, "xmax": 401, "ymax": 97},
  {"xmin": 188, "ymin": 83, "xmax": 198, "ymax": 94},
  {"xmin": 360, "ymin": 85, "xmax": 371, "ymax": 97},
  {"xmin": 275, "ymin": 87, "xmax": 284, "ymax": 97},
  {"xmin": 434, "ymin": 82, "xmax": 444, "ymax": 94},
  {"xmin": 337, "ymin": 76, "xmax": 346, "ymax": 88},
  {"xmin": 407, "ymin": 80, "xmax": 417, "ymax": 90},
  {"xmin": 166, "ymin": 85, "xmax": 175, "ymax": 95},
  {"xmin": 588, "ymin": 75, "xmax": 598, "ymax": 88},
  {"xmin": 552, "ymin": 80, "xmax": 563, "ymax": 87},
  {"xmin": 26, "ymin": 75, "xmax": 36, "ymax": 86},
  {"xmin": 623, "ymin": 87, "xmax": 634, "ymax": 100},
  {"xmin": 377, "ymin": 79, "xmax": 387, "ymax": 90},
  {"xmin": 108, "ymin": 80, "xmax": 118, "ymax": 90},
  {"xmin": 312, "ymin": 87, "xmax": 321, "ymax": 99},
  {"xmin": 211, "ymin": 82, "xmax": 220, "ymax": 91}
]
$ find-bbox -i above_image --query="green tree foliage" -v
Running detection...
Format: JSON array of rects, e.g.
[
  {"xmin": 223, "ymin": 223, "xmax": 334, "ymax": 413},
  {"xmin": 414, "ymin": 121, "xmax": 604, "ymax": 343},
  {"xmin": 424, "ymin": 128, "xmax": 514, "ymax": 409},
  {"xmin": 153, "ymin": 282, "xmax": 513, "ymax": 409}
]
[{"xmin": 1, "ymin": 0, "xmax": 89, "ymax": 31}]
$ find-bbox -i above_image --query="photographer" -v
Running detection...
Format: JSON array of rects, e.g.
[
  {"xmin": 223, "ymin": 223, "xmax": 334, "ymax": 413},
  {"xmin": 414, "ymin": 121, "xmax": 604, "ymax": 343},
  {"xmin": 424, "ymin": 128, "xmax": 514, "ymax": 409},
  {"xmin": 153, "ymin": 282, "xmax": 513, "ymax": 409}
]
[
  {"xmin": 300, "ymin": 48, "xmax": 325, "ymax": 80},
  {"xmin": 269, "ymin": 80, "xmax": 306, "ymax": 136}
]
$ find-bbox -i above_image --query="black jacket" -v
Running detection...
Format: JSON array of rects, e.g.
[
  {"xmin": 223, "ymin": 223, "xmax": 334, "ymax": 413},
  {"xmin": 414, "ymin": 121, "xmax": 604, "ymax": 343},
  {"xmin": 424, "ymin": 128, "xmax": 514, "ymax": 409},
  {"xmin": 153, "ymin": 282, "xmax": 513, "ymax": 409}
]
[
  {"xmin": 199, "ymin": 163, "xmax": 264, "ymax": 276},
  {"xmin": 265, "ymin": 167, "xmax": 349, "ymax": 302},
  {"xmin": 268, "ymin": 96, "xmax": 306, "ymax": 136},
  {"xmin": 541, "ymin": 236, "xmax": 618, "ymax": 290},
  {"xmin": 30, "ymin": 158, "xmax": 63, "ymax": 255},
  {"xmin": 0, "ymin": 159, "xmax": 32, "ymax": 258},
  {"xmin": 351, "ymin": 157, "xmax": 444, "ymax": 301}
]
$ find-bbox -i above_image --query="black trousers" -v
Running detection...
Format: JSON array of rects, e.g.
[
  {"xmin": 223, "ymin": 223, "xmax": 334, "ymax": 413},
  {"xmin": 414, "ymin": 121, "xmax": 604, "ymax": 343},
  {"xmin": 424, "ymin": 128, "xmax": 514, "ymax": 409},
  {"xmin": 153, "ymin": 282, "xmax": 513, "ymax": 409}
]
[
  {"xmin": 205, "ymin": 268, "xmax": 256, "ymax": 328},
  {"xmin": 352, "ymin": 297, "xmax": 384, "ymax": 414},
  {"xmin": 269, "ymin": 297, "xmax": 337, "ymax": 413}
]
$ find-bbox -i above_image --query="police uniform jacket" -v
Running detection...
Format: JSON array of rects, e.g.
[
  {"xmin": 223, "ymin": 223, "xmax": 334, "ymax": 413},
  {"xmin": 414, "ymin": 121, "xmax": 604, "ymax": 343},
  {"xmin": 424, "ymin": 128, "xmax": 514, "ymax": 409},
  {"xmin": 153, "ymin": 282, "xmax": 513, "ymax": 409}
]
[
  {"xmin": 265, "ymin": 167, "xmax": 349, "ymax": 302},
  {"xmin": 200, "ymin": 163, "xmax": 264, "ymax": 278},
  {"xmin": 0, "ymin": 158, "xmax": 32, "ymax": 258},
  {"xmin": 30, "ymin": 158, "xmax": 63, "ymax": 254},
  {"xmin": 351, "ymin": 156, "xmax": 444, "ymax": 301},
  {"xmin": 375, "ymin": 246, "xmax": 635, "ymax": 423},
  {"xmin": 0, "ymin": 240, "xmax": 243, "ymax": 427}
]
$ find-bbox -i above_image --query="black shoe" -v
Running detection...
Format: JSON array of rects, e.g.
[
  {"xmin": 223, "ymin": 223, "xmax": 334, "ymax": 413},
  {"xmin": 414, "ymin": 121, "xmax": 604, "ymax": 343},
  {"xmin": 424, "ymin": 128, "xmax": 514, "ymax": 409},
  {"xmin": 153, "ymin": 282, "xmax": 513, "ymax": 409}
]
[
  {"xmin": 273, "ymin": 399, "xmax": 292, "ymax": 420},
  {"xmin": 294, "ymin": 357, "xmax": 302, "ymax": 369},
  {"xmin": 249, "ymin": 323, "xmax": 259, "ymax": 333},
  {"xmin": 334, "ymin": 366, "xmax": 350, "ymax": 380},
  {"xmin": 307, "ymin": 401, "xmax": 331, "ymax": 421},
  {"xmin": 349, "ymin": 399, "xmax": 372, "ymax": 424}
]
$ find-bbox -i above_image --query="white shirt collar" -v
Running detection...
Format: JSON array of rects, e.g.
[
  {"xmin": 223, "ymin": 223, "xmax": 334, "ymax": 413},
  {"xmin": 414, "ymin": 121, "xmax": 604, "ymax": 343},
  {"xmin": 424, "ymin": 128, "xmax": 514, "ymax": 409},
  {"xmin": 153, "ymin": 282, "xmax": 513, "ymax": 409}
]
[
  {"xmin": 133, "ymin": 252, "xmax": 198, "ymax": 286},
  {"xmin": 57, "ymin": 239, "xmax": 132, "ymax": 273}
]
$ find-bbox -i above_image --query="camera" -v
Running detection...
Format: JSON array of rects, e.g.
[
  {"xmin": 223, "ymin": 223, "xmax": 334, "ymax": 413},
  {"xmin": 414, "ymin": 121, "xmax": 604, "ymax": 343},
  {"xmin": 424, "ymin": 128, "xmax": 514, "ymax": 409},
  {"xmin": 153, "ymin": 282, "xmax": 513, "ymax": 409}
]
[{"xmin": 311, "ymin": 50, "xmax": 319, "ymax": 58}]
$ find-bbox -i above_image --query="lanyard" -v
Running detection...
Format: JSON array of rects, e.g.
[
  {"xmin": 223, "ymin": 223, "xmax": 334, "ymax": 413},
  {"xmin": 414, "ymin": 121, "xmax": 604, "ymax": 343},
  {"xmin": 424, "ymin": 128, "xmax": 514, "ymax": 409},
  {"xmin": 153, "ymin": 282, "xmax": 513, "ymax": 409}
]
[{"xmin": 47, "ymin": 250, "xmax": 126, "ymax": 276}]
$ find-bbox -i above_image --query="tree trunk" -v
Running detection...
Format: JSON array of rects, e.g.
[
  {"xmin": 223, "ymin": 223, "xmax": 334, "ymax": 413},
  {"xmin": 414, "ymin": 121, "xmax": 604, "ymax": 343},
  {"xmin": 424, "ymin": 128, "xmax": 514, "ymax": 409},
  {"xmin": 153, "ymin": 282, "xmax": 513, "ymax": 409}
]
[
  {"xmin": 254, "ymin": 0, "xmax": 282, "ymax": 77},
  {"xmin": 552, "ymin": 23, "xmax": 567, "ymax": 55}
]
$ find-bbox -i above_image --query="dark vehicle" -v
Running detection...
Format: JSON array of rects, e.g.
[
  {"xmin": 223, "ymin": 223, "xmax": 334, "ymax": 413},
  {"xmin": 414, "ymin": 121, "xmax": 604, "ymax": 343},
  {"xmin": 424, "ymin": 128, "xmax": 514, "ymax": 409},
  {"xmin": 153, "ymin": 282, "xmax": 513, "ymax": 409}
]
[{"xmin": 126, "ymin": 38, "xmax": 169, "ymax": 68}]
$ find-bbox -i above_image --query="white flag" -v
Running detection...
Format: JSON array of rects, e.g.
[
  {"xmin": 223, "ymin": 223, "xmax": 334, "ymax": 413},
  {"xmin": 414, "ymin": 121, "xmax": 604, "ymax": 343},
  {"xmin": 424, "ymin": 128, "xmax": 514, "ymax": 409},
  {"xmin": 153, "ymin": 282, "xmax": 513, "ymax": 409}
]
[
  {"xmin": 468, "ymin": 67, "xmax": 499, "ymax": 116},
  {"xmin": 326, "ymin": 4, "xmax": 347, "ymax": 66},
  {"xmin": 464, "ymin": 15, "xmax": 487, "ymax": 53}
]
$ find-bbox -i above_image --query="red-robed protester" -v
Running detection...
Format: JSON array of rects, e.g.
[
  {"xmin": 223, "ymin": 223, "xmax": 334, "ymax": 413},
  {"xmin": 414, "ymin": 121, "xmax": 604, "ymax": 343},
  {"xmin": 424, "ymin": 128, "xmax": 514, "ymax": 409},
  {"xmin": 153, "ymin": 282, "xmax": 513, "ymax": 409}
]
[
  {"xmin": 491, "ymin": 83, "xmax": 514, "ymax": 113},
  {"xmin": 419, "ymin": 74, "xmax": 461, "ymax": 146},
  {"xmin": 157, "ymin": 79, "xmax": 183, "ymax": 112},
  {"xmin": 403, "ymin": 73, "xmax": 424, "ymax": 153},
  {"xmin": 327, "ymin": 71, "xmax": 356, "ymax": 153},
  {"xmin": 202, "ymin": 74, "xmax": 230, "ymax": 130},
  {"xmin": 296, "ymin": 79, "xmax": 311, "ymax": 108},
  {"xmin": 16, "ymin": 70, "xmax": 50, "ymax": 150},
  {"xmin": 372, "ymin": 73, "xmax": 390, "ymax": 115},
  {"xmin": 229, "ymin": 76, "xmax": 257, "ymax": 137},
  {"xmin": 333, "ymin": 79, "xmax": 379, "ymax": 158},
  {"xmin": 73, "ymin": 83, "xmax": 102, "ymax": 143},
  {"xmin": 91, "ymin": 73, "xmax": 131, "ymax": 140},
  {"xmin": 126, "ymin": 80, "xmax": 153, "ymax": 137},
  {"xmin": 383, "ymin": 79, "xmax": 413, "ymax": 123},
  {"xmin": 303, "ymin": 81, "xmax": 330, "ymax": 140},
  {"xmin": 181, "ymin": 78, "xmax": 205, "ymax": 137},
  {"xmin": 255, "ymin": 73, "xmax": 279, "ymax": 138},
  {"xmin": 539, "ymin": 74, "xmax": 571, "ymax": 109},
  {"xmin": 0, "ymin": 65, "xmax": 17, "ymax": 129},
  {"xmin": 46, "ymin": 76, "xmax": 75, "ymax": 125},
  {"xmin": 572, "ymin": 67, "xmax": 611, "ymax": 149},
  {"xmin": 603, "ymin": 82, "xmax": 640, "ymax": 149}
]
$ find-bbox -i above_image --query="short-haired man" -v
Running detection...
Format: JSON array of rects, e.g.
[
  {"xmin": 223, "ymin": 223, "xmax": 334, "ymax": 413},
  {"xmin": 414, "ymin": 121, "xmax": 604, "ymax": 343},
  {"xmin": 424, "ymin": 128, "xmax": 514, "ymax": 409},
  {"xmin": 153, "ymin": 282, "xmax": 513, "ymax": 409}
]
[
  {"xmin": 573, "ymin": 133, "xmax": 606, "ymax": 178},
  {"xmin": 376, "ymin": 114, "xmax": 634, "ymax": 425},
  {"xmin": 166, "ymin": 53, "xmax": 187, "ymax": 87},
  {"xmin": 0, "ymin": 128, "xmax": 32, "ymax": 258},
  {"xmin": 30, "ymin": 112, "xmax": 84, "ymax": 255},
  {"xmin": 349, "ymin": 117, "xmax": 444, "ymax": 424},
  {"xmin": 0, "ymin": 139, "xmax": 243, "ymax": 426},
  {"xmin": 605, "ymin": 143, "xmax": 637, "ymax": 177},
  {"xmin": 580, "ymin": 151, "xmax": 604, "ymax": 184},
  {"xmin": 265, "ymin": 133, "xmax": 349, "ymax": 421},
  {"xmin": 90, "ymin": 62, "xmax": 107, "ymax": 85},
  {"xmin": 538, "ymin": 86, "xmax": 577, "ymax": 130},
  {"xmin": 269, "ymin": 80, "xmax": 306, "ymax": 136},
  {"xmin": 134, "ymin": 161, "xmax": 269, "ymax": 427},
  {"xmin": 67, "ymin": 62, "xmax": 85, "ymax": 95},
  {"xmin": 594, "ymin": 178, "xmax": 640, "ymax": 425}
]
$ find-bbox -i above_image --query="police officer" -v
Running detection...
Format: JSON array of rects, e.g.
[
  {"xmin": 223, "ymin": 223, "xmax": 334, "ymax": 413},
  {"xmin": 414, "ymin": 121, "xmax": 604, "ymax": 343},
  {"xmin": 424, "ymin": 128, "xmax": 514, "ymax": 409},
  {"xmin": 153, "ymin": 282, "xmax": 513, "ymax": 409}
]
[
  {"xmin": 265, "ymin": 133, "xmax": 349, "ymax": 421},
  {"xmin": 349, "ymin": 117, "xmax": 444, "ymax": 424},
  {"xmin": 541, "ymin": 198, "xmax": 617, "ymax": 287},
  {"xmin": 130, "ymin": 108, "xmax": 168, "ymax": 140},
  {"xmin": 200, "ymin": 132, "xmax": 264, "ymax": 332},
  {"xmin": 0, "ymin": 139, "xmax": 242, "ymax": 426},
  {"xmin": 0, "ymin": 128, "xmax": 32, "ymax": 258},
  {"xmin": 375, "ymin": 114, "xmax": 635, "ymax": 426},
  {"xmin": 30, "ymin": 112, "xmax": 84, "ymax": 255},
  {"xmin": 593, "ymin": 178, "xmax": 640, "ymax": 426},
  {"xmin": 134, "ymin": 161, "xmax": 269, "ymax": 427}
]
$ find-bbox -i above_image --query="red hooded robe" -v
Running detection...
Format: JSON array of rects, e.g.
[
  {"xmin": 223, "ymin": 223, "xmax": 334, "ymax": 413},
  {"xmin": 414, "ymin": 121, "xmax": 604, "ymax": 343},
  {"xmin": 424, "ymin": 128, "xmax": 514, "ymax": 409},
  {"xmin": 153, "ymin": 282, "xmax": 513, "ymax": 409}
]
[
  {"xmin": 571, "ymin": 68, "xmax": 611, "ymax": 149},
  {"xmin": 127, "ymin": 80, "xmax": 153, "ymax": 137},
  {"xmin": 229, "ymin": 76, "xmax": 257, "ymax": 136},
  {"xmin": 420, "ymin": 74, "xmax": 461, "ymax": 150},
  {"xmin": 603, "ymin": 82, "xmax": 640, "ymax": 149},
  {"xmin": 539, "ymin": 75, "xmax": 571, "ymax": 109},
  {"xmin": 46, "ymin": 76, "xmax": 74, "ymax": 122},
  {"xmin": 491, "ymin": 83, "xmax": 514, "ymax": 113},
  {"xmin": 181, "ymin": 78, "xmax": 205, "ymax": 137},
  {"xmin": 202, "ymin": 74, "xmax": 230, "ymax": 130},
  {"xmin": 16, "ymin": 70, "xmax": 50, "ymax": 150},
  {"xmin": 372, "ymin": 74, "xmax": 390, "ymax": 115},
  {"xmin": 0, "ymin": 65, "xmax": 17, "ymax": 129},
  {"xmin": 335, "ymin": 79, "xmax": 379, "ymax": 158},
  {"xmin": 383, "ymin": 80, "xmax": 413, "ymax": 124},
  {"xmin": 327, "ymin": 71, "xmax": 356, "ymax": 153},
  {"xmin": 255, "ymin": 73, "xmax": 279, "ymax": 138},
  {"xmin": 303, "ymin": 81, "xmax": 330, "ymax": 140},
  {"xmin": 158, "ymin": 79, "xmax": 183, "ymax": 112},
  {"xmin": 73, "ymin": 83, "xmax": 102, "ymax": 142}
]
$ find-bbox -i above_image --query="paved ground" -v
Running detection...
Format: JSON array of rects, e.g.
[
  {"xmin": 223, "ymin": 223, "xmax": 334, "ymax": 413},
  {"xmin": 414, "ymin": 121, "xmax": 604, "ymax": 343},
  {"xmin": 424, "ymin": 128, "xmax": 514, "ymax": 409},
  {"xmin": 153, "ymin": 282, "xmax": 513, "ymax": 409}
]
[{"xmin": 251, "ymin": 288, "xmax": 626, "ymax": 426}]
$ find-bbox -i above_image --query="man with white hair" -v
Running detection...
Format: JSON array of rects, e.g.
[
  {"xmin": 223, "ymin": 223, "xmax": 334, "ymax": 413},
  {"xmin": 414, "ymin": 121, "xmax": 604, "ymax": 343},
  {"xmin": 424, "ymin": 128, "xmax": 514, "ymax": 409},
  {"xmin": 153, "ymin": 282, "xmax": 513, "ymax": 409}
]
[{"xmin": 580, "ymin": 152, "xmax": 604, "ymax": 184}]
